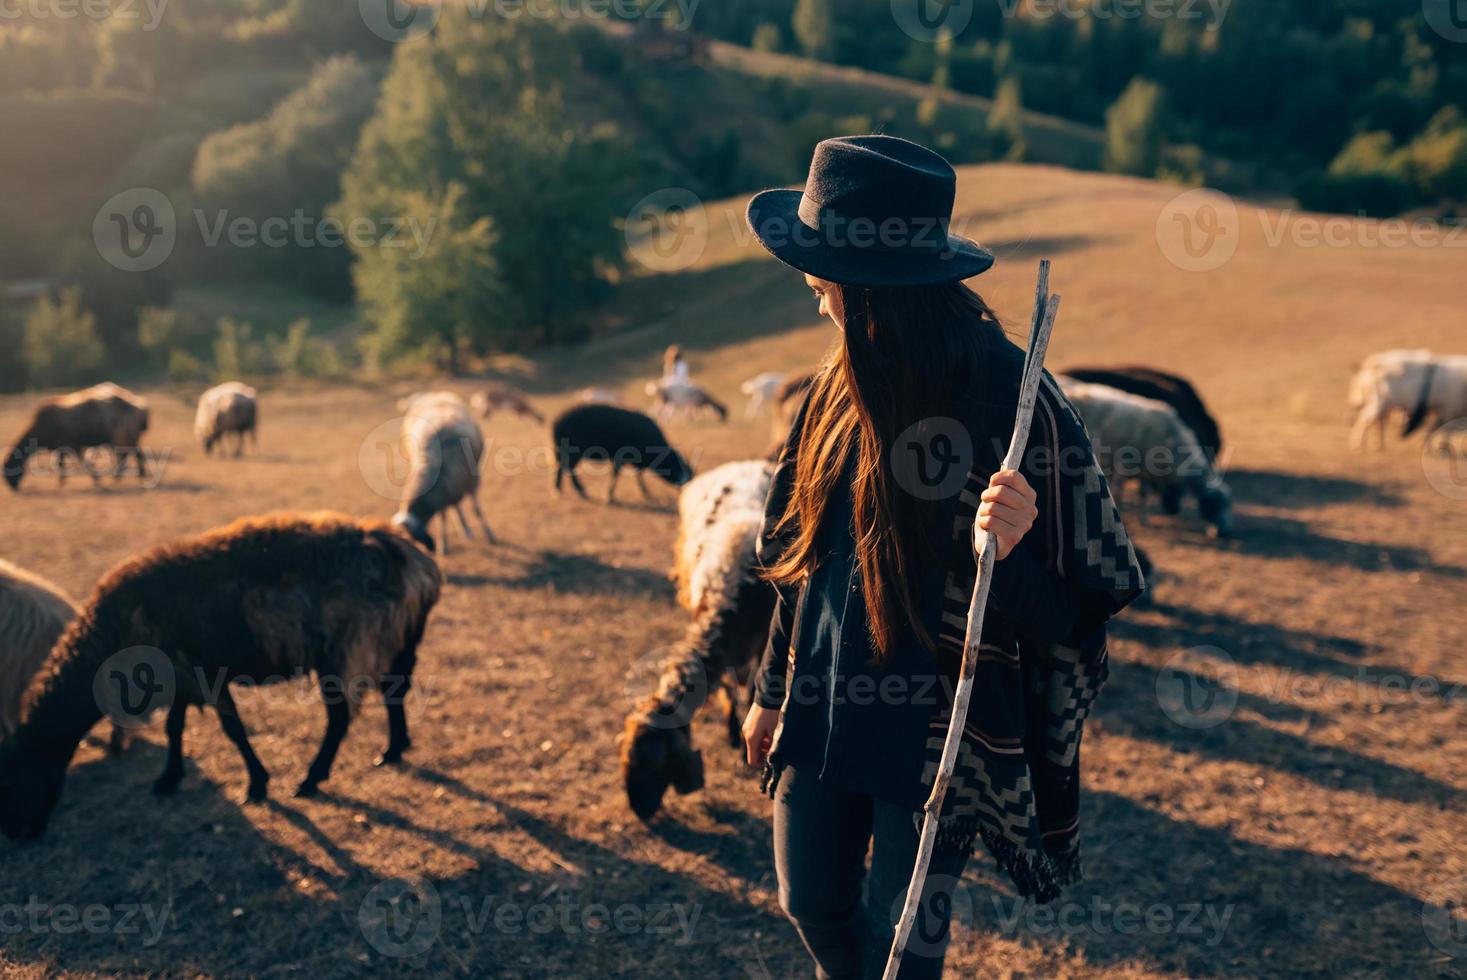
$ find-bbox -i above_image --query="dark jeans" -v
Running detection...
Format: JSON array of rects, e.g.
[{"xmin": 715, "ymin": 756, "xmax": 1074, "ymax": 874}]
[{"xmin": 773, "ymin": 763, "xmax": 972, "ymax": 980}]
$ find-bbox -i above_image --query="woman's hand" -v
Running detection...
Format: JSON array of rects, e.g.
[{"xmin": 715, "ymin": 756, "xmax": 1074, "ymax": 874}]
[
  {"xmin": 978, "ymin": 469, "xmax": 1038, "ymax": 561},
  {"xmin": 742, "ymin": 703, "xmax": 780, "ymax": 769}
]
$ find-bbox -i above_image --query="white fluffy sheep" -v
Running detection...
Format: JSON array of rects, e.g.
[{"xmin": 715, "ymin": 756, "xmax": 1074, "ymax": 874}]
[
  {"xmin": 1348, "ymin": 349, "xmax": 1467, "ymax": 451},
  {"xmin": 740, "ymin": 372, "xmax": 787, "ymax": 419},
  {"xmin": 0, "ymin": 559, "xmax": 77, "ymax": 740},
  {"xmin": 0, "ymin": 559, "xmax": 124, "ymax": 753},
  {"xmin": 621, "ymin": 460, "xmax": 776, "ymax": 820},
  {"xmin": 195, "ymin": 382, "xmax": 259, "ymax": 457},
  {"xmin": 392, "ymin": 392, "xmax": 493, "ymax": 553},
  {"xmin": 1058, "ymin": 377, "xmax": 1233, "ymax": 537}
]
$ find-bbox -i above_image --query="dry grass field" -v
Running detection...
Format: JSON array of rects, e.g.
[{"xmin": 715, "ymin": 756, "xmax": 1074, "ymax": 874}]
[{"xmin": 1, "ymin": 165, "xmax": 1464, "ymax": 979}]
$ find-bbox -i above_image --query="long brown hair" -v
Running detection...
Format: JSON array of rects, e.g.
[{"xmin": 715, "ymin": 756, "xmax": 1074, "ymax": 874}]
[{"xmin": 763, "ymin": 280, "xmax": 1002, "ymax": 660}]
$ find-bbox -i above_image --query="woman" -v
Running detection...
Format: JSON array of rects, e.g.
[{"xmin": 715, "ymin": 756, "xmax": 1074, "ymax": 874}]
[{"xmin": 741, "ymin": 136, "xmax": 1146, "ymax": 979}]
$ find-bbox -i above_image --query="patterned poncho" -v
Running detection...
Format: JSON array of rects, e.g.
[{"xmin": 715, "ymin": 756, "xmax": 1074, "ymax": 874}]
[{"xmin": 757, "ymin": 333, "xmax": 1145, "ymax": 903}]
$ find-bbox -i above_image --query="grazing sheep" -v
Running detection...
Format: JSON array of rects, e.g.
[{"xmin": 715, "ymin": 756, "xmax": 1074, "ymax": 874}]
[
  {"xmin": 195, "ymin": 382, "xmax": 259, "ymax": 457},
  {"xmin": 0, "ymin": 560, "xmax": 125, "ymax": 754},
  {"xmin": 1348, "ymin": 349, "xmax": 1467, "ymax": 451},
  {"xmin": 392, "ymin": 392, "xmax": 494, "ymax": 553},
  {"xmin": 1058, "ymin": 377, "xmax": 1233, "ymax": 538},
  {"xmin": 576, "ymin": 387, "xmax": 624, "ymax": 406},
  {"xmin": 621, "ymin": 461, "xmax": 775, "ymax": 820},
  {"xmin": 645, "ymin": 379, "xmax": 728, "ymax": 423},
  {"xmin": 469, "ymin": 386, "xmax": 544, "ymax": 424},
  {"xmin": 0, "ymin": 560, "xmax": 78, "ymax": 741},
  {"xmin": 766, "ymin": 371, "xmax": 815, "ymax": 459},
  {"xmin": 550, "ymin": 404, "xmax": 693, "ymax": 503},
  {"xmin": 740, "ymin": 371, "xmax": 787, "ymax": 419},
  {"xmin": 4, "ymin": 383, "xmax": 150, "ymax": 491},
  {"xmin": 1060, "ymin": 366, "xmax": 1221, "ymax": 464},
  {"xmin": 0, "ymin": 512, "xmax": 443, "ymax": 839}
]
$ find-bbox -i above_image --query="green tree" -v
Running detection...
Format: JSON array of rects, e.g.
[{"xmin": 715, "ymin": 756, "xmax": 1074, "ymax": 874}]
[
  {"xmin": 1103, "ymin": 77, "xmax": 1166, "ymax": 177},
  {"xmin": 23, "ymin": 288, "xmax": 105, "ymax": 389},
  {"xmin": 192, "ymin": 55, "xmax": 380, "ymax": 299},
  {"xmin": 338, "ymin": 13, "xmax": 634, "ymax": 364},
  {"xmin": 793, "ymin": 0, "xmax": 836, "ymax": 61}
]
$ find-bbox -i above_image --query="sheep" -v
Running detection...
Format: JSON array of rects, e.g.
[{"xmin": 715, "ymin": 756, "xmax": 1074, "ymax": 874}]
[
  {"xmin": 0, "ymin": 511, "xmax": 443, "ymax": 839},
  {"xmin": 468, "ymin": 386, "xmax": 544, "ymax": 424},
  {"xmin": 1348, "ymin": 349, "xmax": 1467, "ymax": 451},
  {"xmin": 4, "ymin": 383, "xmax": 150, "ymax": 491},
  {"xmin": 392, "ymin": 392, "xmax": 494, "ymax": 553},
  {"xmin": 1058, "ymin": 377, "xmax": 1233, "ymax": 538},
  {"xmin": 0, "ymin": 560, "xmax": 78, "ymax": 741},
  {"xmin": 550, "ymin": 403, "xmax": 693, "ymax": 503},
  {"xmin": 1060, "ymin": 366, "xmax": 1221, "ymax": 464},
  {"xmin": 766, "ymin": 370, "xmax": 815, "ymax": 459},
  {"xmin": 576, "ymin": 387, "xmax": 625, "ymax": 406},
  {"xmin": 645, "ymin": 379, "xmax": 728, "ymax": 423},
  {"xmin": 195, "ymin": 381, "xmax": 259, "ymax": 457},
  {"xmin": 0, "ymin": 560, "xmax": 125, "ymax": 754},
  {"xmin": 740, "ymin": 371, "xmax": 787, "ymax": 419},
  {"xmin": 620, "ymin": 460, "xmax": 775, "ymax": 820}
]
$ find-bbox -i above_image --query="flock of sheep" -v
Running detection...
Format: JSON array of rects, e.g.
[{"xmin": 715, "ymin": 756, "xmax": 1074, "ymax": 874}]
[{"xmin": 0, "ymin": 342, "xmax": 1462, "ymax": 837}]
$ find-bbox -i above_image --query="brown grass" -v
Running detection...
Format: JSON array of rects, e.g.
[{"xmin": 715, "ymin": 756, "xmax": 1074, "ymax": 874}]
[{"xmin": 0, "ymin": 165, "xmax": 1463, "ymax": 978}]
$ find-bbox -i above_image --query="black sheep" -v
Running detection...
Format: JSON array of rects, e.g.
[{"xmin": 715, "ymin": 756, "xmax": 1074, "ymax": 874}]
[
  {"xmin": 1060, "ymin": 367, "xmax": 1221, "ymax": 461},
  {"xmin": 550, "ymin": 404, "xmax": 693, "ymax": 502}
]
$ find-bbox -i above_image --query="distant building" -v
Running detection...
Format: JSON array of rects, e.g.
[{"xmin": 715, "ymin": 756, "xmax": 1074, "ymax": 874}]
[{"xmin": 3, "ymin": 279, "xmax": 54, "ymax": 303}]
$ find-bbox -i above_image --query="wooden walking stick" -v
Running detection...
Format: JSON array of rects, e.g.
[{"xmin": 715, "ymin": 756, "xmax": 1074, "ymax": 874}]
[{"xmin": 882, "ymin": 260, "xmax": 1061, "ymax": 980}]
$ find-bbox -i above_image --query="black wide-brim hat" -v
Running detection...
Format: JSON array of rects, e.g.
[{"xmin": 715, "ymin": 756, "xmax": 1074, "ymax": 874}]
[{"xmin": 746, "ymin": 135, "xmax": 994, "ymax": 287}]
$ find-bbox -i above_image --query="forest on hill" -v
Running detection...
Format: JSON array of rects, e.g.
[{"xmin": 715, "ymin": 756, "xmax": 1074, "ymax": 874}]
[{"xmin": 2, "ymin": 0, "xmax": 1463, "ymax": 393}]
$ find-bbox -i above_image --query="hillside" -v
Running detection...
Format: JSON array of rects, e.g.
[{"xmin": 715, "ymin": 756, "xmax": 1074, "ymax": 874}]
[{"xmin": 1, "ymin": 164, "xmax": 1462, "ymax": 979}]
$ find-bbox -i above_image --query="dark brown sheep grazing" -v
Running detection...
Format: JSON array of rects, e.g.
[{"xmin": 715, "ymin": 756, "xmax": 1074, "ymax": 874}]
[
  {"xmin": 620, "ymin": 461, "xmax": 775, "ymax": 820},
  {"xmin": 4, "ymin": 383, "xmax": 150, "ymax": 491},
  {"xmin": 0, "ymin": 512, "xmax": 442, "ymax": 839}
]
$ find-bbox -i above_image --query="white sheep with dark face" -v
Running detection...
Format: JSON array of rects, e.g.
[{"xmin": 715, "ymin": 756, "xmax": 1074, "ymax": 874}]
[
  {"xmin": 1058, "ymin": 377, "xmax": 1233, "ymax": 539},
  {"xmin": 1348, "ymin": 349, "xmax": 1467, "ymax": 452}
]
